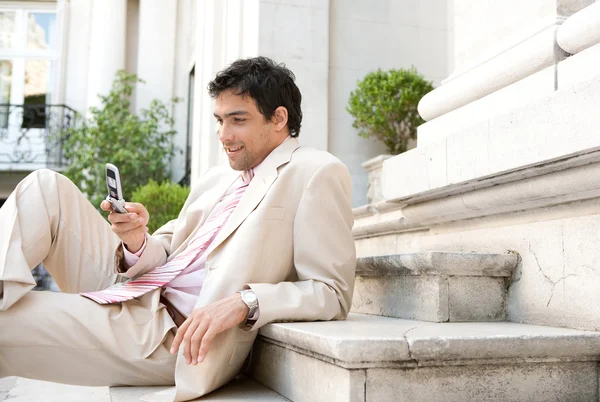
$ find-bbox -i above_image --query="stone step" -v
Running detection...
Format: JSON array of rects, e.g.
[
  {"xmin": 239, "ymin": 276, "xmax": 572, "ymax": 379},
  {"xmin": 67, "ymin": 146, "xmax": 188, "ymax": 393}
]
[
  {"xmin": 109, "ymin": 375, "xmax": 289, "ymax": 401},
  {"xmin": 1, "ymin": 376, "xmax": 288, "ymax": 402},
  {"xmin": 247, "ymin": 313, "xmax": 600, "ymax": 402},
  {"xmin": 352, "ymin": 252, "xmax": 518, "ymax": 322}
]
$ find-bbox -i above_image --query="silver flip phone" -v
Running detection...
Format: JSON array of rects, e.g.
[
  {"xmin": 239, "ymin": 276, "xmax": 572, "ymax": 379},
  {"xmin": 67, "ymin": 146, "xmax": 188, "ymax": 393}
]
[{"xmin": 105, "ymin": 163, "xmax": 128, "ymax": 213}]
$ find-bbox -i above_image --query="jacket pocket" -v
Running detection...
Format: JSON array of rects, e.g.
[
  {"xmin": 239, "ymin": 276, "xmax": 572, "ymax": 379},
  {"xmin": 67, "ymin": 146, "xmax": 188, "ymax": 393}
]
[{"xmin": 258, "ymin": 206, "xmax": 286, "ymax": 221}]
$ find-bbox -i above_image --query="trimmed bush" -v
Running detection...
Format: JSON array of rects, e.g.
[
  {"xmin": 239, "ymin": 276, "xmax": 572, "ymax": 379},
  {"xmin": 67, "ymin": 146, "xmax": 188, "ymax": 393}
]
[
  {"xmin": 131, "ymin": 180, "xmax": 190, "ymax": 233},
  {"xmin": 346, "ymin": 68, "xmax": 433, "ymax": 155}
]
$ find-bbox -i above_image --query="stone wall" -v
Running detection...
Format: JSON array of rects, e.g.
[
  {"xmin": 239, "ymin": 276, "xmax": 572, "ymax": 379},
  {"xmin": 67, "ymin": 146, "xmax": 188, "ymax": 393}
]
[
  {"xmin": 355, "ymin": 2, "xmax": 600, "ymax": 331},
  {"xmin": 328, "ymin": 0, "xmax": 452, "ymax": 206},
  {"xmin": 356, "ymin": 198, "xmax": 600, "ymax": 331}
]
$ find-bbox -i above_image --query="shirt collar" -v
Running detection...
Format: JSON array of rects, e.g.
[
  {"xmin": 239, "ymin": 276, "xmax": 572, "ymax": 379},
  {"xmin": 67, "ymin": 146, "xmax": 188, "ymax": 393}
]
[
  {"xmin": 241, "ymin": 169, "xmax": 254, "ymax": 184},
  {"xmin": 241, "ymin": 136, "xmax": 292, "ymax": 183}
]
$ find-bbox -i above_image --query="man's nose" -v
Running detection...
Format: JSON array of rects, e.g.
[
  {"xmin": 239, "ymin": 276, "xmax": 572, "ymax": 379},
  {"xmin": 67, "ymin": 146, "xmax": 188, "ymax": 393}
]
[{"xmin": 218, "ymin": 122, "xmax": 234, "ymax": 143}]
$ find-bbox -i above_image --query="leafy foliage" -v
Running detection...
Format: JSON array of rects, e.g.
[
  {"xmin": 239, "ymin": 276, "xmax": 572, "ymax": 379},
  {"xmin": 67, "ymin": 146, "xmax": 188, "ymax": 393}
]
[
  {"xmin": 131, "ymin": 180, "xmax": 191, "ymax": 233},
  {"xmin": 346, "ymin": 68, "xmax": 433, "ymax": 155},
  {"xmin": 61, "ymin": 70, "xmax": 179, "ymax": 209}
]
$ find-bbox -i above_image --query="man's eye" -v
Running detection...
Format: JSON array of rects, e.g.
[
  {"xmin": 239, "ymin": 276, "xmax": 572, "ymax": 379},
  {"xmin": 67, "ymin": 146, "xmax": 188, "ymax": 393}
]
[
  {"xmin": 216, "ymin": 120, "xmax": 223, "ymax": 125},
  {"xmin": 233, "ymin": 118, "xmax": 245, "ymax": 123}
]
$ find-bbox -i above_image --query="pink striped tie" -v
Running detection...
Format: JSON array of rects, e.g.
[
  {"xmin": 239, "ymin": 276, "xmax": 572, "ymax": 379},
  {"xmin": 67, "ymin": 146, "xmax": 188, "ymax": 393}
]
[{"xmin": 81, "ymin": 170, "xmax": 254, "ymax": 304}]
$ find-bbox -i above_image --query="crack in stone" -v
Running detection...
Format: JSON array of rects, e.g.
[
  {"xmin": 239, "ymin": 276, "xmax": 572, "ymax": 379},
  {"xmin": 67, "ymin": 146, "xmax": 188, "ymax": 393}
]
[
  {"xmin": 580, "ymin": 265, "xmax": 597, "ymax": 273},
  {"xmin": 528, "ymin": 242, "xmax": 577, "ymax": 307},
  {"xmin": 529, "ymin": 242, "xmax": 554, "ymax": 284},
  {"xmin": 403, "ymin": 323, "xmax": 434, "ymax": 362}
]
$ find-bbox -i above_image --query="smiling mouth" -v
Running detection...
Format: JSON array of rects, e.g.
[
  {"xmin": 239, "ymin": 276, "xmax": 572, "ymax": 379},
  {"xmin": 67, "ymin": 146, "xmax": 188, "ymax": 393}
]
[{"xmin": 225, "ymin": 145, "xmax": 244, "ymax": 155}]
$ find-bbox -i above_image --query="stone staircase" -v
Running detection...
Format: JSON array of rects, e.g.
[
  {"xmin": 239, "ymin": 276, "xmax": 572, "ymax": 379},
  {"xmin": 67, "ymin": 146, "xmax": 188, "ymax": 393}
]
[
  {"xmin": 352, "ymin": 252, "xmax": 516, "ymax": 322},
  {"xmin": 245, "ymin": 252, "xmax": 600, "ymax": 401},
  {"xmin": 248, "ymin": 314, "xmax": 600, "ymax": 402}
]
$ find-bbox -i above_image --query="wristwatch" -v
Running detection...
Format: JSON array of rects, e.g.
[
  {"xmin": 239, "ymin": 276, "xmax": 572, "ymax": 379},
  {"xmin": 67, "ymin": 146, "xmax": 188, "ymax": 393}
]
[{"xmin": 237, "ymin": 289, "xmax": 259, "ymax": 328}]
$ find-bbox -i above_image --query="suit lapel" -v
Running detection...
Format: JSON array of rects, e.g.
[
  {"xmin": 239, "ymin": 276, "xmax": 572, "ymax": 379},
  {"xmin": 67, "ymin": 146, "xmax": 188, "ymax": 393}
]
[
  {"xmin": 171, "ymin": 172, "xmax": 238, "ymax": 256},
  {"xmin": 205, "ymin": 137, "xmax": 300, "ymax": 258}
]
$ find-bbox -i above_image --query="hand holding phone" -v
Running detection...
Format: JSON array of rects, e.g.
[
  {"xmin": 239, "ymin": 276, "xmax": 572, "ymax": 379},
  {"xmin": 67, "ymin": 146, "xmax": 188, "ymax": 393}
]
[
  {"xmin": 101, "ymin": 163, "xmax": 149, "ymax": 253},
  {"xmin": 105, "ymin": 163, "xmax": 128, "ymax": 213}
]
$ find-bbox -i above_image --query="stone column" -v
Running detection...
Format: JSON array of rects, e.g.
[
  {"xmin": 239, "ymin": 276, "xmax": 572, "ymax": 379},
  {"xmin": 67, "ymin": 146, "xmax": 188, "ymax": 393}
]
[
  {"xmin": 135, "ymin": 0, "xmax": 177, "ymax": 112},
  {"xmin": 191, "ymin": 0, "xmax": 227, "ymax": 182},
  {"xmin": 418, "ymin": 0, "xmax": 594, "ymax": 124},
  {"xmin": 54, "ymin": 0, "xmax": 69, "ymax": 105},
  {"xmin": 557, "ymin": 1, "xmax": 600, "ymax": 55},
  {"xmin": 86, "ymin": 0, "xmax": 127, "ymax": 110}
]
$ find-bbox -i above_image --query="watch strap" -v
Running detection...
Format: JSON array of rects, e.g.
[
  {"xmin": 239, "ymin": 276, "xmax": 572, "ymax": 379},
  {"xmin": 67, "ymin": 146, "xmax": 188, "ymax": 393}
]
[{"xmin": 238, "ymin": 289, "xmax": 258, "ymax": 328}]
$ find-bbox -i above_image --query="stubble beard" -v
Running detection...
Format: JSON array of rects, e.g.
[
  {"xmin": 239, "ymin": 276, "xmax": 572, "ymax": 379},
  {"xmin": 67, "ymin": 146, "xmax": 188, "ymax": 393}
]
[
  {"xmin": 229, "ymin": 149, "xmax": 254, "ymax": 171},
  {"xmin": 228, "ymin": 126, "xmax": 272, "ymax": 171}
]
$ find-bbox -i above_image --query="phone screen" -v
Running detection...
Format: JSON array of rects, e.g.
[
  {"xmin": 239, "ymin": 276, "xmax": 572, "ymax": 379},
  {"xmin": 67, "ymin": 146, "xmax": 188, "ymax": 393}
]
[{"xmin": 107, "ymin": 169, "xmax": 120, "ymax": 199}]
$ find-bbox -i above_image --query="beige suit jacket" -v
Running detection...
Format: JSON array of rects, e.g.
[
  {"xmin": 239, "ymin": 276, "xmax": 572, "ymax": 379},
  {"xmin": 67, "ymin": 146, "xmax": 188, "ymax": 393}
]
[{"xmin": 114, "ymin": 138, "xmax": 356, "ymax": 401}]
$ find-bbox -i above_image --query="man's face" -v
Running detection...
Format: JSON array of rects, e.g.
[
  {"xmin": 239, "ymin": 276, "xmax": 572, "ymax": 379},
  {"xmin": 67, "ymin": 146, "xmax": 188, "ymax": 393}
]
[{"xmin": 214, "ymin": 90, "xmax": 286, "ymax": 171}]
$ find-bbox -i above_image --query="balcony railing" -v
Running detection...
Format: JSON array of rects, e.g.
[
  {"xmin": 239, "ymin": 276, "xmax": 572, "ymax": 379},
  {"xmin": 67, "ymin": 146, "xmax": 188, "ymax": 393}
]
[{"xmin": 0, "ymin": 104, "xmax": 77, "ymax": 170}]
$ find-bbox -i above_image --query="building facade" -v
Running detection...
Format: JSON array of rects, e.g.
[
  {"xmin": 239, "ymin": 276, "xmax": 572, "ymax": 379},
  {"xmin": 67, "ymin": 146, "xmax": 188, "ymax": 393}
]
[{"xmin": 0, "ymin": 0, "xmax": 451, "ymax": 207}]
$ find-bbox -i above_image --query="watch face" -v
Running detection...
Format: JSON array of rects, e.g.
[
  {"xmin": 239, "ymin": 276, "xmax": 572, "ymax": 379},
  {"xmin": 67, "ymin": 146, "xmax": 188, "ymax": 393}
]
[{"xmin": 242, "ymin": 290, "xmax": 257, "ymax": 305}]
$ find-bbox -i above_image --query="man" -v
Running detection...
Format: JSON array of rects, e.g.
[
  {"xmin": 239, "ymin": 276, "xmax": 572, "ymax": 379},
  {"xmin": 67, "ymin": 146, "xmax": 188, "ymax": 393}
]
[{"xmin": 0, "ymin": 57, "xmax": 356, "ymax": 401}]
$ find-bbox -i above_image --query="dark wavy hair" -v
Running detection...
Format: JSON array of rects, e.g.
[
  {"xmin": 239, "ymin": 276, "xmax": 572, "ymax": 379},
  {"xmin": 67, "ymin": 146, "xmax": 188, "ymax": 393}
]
[{"xmin": 208, "ymin": 57, "xmax": 302, "ymax": 137}]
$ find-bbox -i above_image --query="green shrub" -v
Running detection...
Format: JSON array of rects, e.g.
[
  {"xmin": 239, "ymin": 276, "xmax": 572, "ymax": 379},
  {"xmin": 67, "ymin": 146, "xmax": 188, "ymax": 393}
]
[
  {"xmin": 60, "ymin": 70, "xmax": 180, "ymax": 209},
  {"xmin": 131, "ymin": 180, "xmax": 191, "ymax": 233},
  {"xmin": 346, "ymin": 68, "xmax": 433, "ymax": 155}
]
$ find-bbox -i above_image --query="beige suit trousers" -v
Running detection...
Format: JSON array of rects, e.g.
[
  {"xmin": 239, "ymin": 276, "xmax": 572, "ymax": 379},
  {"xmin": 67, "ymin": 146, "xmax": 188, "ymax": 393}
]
[{"xmin": 0, "ymin": 169, "xmax": 177, "ymax": 386}]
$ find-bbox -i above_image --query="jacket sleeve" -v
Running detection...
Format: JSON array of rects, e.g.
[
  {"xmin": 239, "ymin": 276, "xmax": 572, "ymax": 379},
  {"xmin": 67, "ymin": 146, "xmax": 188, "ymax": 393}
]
[
  {"xmin": 246, "ymin": 161, "xmax": 357, "ymax": 329},
  {"xmin": 113, "ymin": 219, "xmax": 176, "ymax": 278}
]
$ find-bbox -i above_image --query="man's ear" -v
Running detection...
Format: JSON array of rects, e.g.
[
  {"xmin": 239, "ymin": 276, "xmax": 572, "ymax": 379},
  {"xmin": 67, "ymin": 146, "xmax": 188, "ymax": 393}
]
[{"xmin": 272, "ymin": 106, "xmax": 288, "ymax": 132}]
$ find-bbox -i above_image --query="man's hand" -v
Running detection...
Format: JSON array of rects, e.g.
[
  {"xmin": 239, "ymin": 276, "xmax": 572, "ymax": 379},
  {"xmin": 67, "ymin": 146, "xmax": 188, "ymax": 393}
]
[
  {"xmin": 170, "ymin": 293, "xmax": 249, "ymax": 365},
  {"xmin": 100, "ymin": 201, "xmax": 150, "ymax": 253}
]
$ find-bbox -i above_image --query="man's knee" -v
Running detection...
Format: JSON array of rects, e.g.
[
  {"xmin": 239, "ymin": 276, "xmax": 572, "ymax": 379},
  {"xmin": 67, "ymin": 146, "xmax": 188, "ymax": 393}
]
[
  {"xmin": 21, "ymin": 168, "xmax": 59, "ymax": 190},
  {"xmin": 23, "ymin": 169, "xmax": 78, "ymax": 196},
  {"xmin": 9, "ymin": 169, "xmax": 80, "ymax": 217},
  {"xmin": 28, "ymin": 168, "xmax": 62, "ymax": 184}
]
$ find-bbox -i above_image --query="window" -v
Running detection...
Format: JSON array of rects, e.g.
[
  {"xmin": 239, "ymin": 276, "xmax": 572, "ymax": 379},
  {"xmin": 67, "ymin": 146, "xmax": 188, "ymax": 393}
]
[
  {"xmin": 0, "ymin": 4, "xmax": 58, "ymax": 113},
  {"xmin": 0, "ymin": 11, "xmax": 17, "ymax": 50},
  {"xmin": 0, "ymin": 3, "xmax": 59, "ymax": 168},
  {"xmin": 27, "ymin": 12, "xmax": 57, "ymax": 51},
  {"xmin": 0, "ymin": 59, "xmax": 11, "ymax": 127}
]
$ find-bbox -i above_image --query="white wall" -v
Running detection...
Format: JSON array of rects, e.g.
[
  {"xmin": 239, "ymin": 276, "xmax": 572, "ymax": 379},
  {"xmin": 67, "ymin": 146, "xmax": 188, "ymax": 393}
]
[
  {"xmin": 258, "ymin": 0, "xmax": 330, "ymax": 152},
  {"xmin": 125, "ymin": 0, "xmax": 139, "ymax": 77},
  {"xmin": 451, "ymin": 0, "xmax": 594, "ymax": 79},
  {"xmin": 328, "ymin": 0, "xmax": 452, "ymax": 206}
]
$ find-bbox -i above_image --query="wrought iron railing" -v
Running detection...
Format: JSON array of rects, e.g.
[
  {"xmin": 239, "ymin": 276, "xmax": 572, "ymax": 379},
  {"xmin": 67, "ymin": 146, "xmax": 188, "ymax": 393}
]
[{"xmin": 0, "ymin": 104, "xmax": 77, "ymax": 169}]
